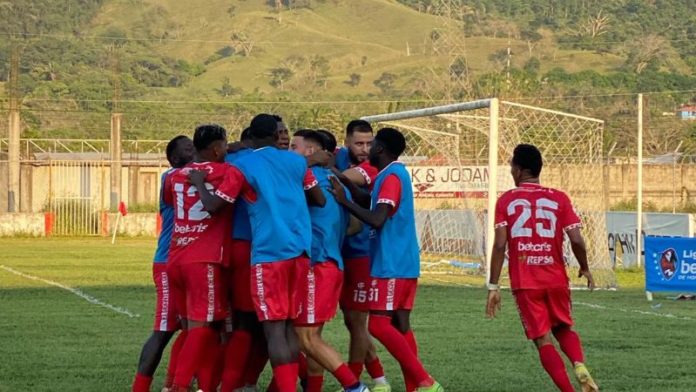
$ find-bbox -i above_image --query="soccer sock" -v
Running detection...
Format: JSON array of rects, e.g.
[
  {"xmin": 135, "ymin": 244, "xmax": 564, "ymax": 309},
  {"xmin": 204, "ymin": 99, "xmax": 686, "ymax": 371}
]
[
  {"xmin": 402, "ymin": 330, "xmax": 419, "ymax": 391},
  {"xmin": 165, "ymin": 330, "xmax": 188, "ymax": 388},
  {"xmin": 266, "ymin": 377, "xmax": 279, "ymax": 392},
  {"xmin": 244, "ymin": 340, "xmax": 269, "ymax": 385},
  {"xmin": 348, "ymin": 362, "xmax": 364, "ymax": 379},
  {"xmin": 198, "ymin": 338, "xmax": 224, "ymax": 392},
  {"xmin": 332, "ymin": 363, "xmax": 360, "ymax": 388},
  {"xmin": 538, "ymin": 344, "xmax": 575, "ymax": 392},
  {"xmin": 368, "ymin": 315, "xmax": 431, "ymax": 387},
  {"xmin": 299, "ymin": 352, "xmax": 309, "ymax": 381},
  {"xmin": 553, "ymin": 327, "xmax": 585, "ymax": 364},
  {"xmin": 306, "ymin": 375, "xmax": 324, "ymax": 392},
  {"xmin": 172, "ymin": 326, "xmax": 217, "ymax": 389},
  {"xmin": 131, "ymin": 373, "xmax": 152, "ymax": 392},
  {"xmin": 365, "ymin": 357, "xmax": 386, "ymax": 382},
  {"xmin": 271, "ymin": 363, "xmax": 299, "ymax": 392},
  {"xmin": 221, "ymin": 330, "xmax": 253, "ymax": 392}
]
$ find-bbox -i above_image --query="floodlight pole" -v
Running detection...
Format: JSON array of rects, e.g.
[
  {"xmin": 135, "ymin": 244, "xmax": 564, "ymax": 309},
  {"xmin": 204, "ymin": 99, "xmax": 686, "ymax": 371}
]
[
  {"xmin": 637, "ymin": 94, "xmax": 643, "ymax": 270},
  {"xmin": 485, "ymin": 98, "xmax": 500, "ymax": 284}
]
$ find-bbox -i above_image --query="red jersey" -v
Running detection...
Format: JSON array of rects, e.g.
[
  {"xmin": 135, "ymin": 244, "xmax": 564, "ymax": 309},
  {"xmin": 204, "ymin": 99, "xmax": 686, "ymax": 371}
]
[
  {"xmin": 165, "ymin": 162, "xmax": 240, "ymax": 266},
  {"xmin": 494, "ymin": 182, "xmax": 582, "ymax": 290},
  {"xmin": 354, "ymin": 160, "xmax": 379, "ymax": 190}
]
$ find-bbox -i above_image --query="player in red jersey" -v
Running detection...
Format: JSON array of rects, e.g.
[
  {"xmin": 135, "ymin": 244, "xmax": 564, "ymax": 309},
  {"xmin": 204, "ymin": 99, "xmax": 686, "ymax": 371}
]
[
  {"xmin": 164, "ymin": 124, "xmax": 241, "ymax": 392},
  {"xmin": 486, "ymin": 144, "xmax": 599, "ymax": 392}
]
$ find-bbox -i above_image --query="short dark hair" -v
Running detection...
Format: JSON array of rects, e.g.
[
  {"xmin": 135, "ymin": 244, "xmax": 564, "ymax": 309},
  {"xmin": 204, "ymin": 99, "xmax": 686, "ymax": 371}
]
[
  {"xmin": 240, "ymin": 127, "xmax": 252, "ymax": 141},
  {"xmin": 249, "ymin": 113, "xmax": 278, "ymax": 139},
  {"xmin": 316, "ymin": 129, "xmax": 337, "ymax": 152},
  {"xmin": 166, "ymin": 135, "xmax": 189, "ymax": 164},
  {"xmin": 346, "ymin": 119, "xmax": 373, "ymax": 137},
  {"xmin": 512, "ymin": 144, "xmax": 543, "ymax": 177},
  {"xmin": 293, "ymin": 129, "xmax": 312, "ymax": 138},
  {"xmin": 193, "ymin": 124, "xmax": 226, "ymax": 151},
  {"xmin": 272, "ymin": 114, "xmax": 283, "ymax": 122},
  {"xmin": 303, "ymin": 130, "xmax": 327, "ymax": 151},
  {"xmin": 374, "ymin": 127, "xmax": 406, "ymax": 157}
]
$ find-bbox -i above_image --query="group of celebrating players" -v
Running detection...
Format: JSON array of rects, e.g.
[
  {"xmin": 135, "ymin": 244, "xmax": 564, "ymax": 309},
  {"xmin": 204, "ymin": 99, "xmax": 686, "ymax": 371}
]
[{"xmin": 130, "ymin": 113, "xmax": 599, "ymax": 392}]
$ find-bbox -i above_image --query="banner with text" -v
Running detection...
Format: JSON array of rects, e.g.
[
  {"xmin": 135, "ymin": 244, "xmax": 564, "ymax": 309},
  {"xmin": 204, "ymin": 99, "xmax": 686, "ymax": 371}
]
[
  {"xmin": 645, "ymin": 236, "xmax": 696, "ymax": 292},
  {"xmin": 409, "ymin": 166, "xmax": 511, "ymax": 198}
]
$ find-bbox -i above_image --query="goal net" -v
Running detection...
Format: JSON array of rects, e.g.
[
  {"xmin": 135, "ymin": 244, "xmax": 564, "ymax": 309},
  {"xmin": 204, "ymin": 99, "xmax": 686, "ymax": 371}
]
[{"xmin": 362, "ymin": 99, "xmax": 615, "ymax": 288}]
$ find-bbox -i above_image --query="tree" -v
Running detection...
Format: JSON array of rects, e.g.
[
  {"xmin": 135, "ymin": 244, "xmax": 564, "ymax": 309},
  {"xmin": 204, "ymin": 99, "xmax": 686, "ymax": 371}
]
[
  {"xmin": 523, "ymin": 57, "xmax": 541, "ymax": 75},
  {"xmin": 218, "ymin": 76, "xmax": 236, "ymax": 97},
  {"xmin": 583, "ymin": 10, "xmax": 610, "ymax": 39},
  {"xmin": 345, "ymin": 73, "xmax": 361, "ymax": 87},
  {"xmin": 269, "ymin": 67, "xmax": 293, "ymax": 89},
  {"xmin": 626, "ymin": 34, "xmax": 669, "ymax": 74},
  {"xmin": 309, "ymin": 55, "xmax": 330, "ymax": 87},
  {"xmin": 373, "ymin": 72, "xmax": 398, "ymax": 95},
  {"xmin": 230, "ymin": 31, "xmax": 255, "ymax": 57}
]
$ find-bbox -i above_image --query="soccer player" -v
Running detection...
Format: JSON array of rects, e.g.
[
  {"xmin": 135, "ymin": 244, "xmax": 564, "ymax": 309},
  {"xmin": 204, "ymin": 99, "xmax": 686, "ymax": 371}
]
[
  {"xmin": 165, "ymin": 125, "xmax": 238, "ymax": 392},
  {"xmin": 190, "ymin": 114, "xmax": 325, "ymax": 392},
  {"xmin": 335, "ymin": 121, "xmax": 389, "ymax": 389},
  {"xmin": 330, "ymin": 128, "xmax": 444, "ymax": 392},
  {"xmin": 274, "ymin": 114, "xmax": 290, "ymax": 150},
  {"xmin": 291, "ymin": 130, "xmax": 369, "ymax": 392},
  {"xmin": 132, "ymin": 135, "xmax": 194, "ymax": 392},
  {"xmin": 486, "ymin": 144, "xmax": 599, "ymax": 392}
]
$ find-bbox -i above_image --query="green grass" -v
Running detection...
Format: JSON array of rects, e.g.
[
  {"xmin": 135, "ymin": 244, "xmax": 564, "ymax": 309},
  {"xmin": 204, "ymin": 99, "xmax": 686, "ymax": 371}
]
[{"xmin": 1, "ymin": 238, "xmax": 696, "ymax": 391}]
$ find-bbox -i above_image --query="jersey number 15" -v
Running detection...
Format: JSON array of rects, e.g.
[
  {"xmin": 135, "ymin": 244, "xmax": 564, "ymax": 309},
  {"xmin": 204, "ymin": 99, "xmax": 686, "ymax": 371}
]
[{"xmin": 507, "ymin": 198, "xmax": 559, "ymax": 239}]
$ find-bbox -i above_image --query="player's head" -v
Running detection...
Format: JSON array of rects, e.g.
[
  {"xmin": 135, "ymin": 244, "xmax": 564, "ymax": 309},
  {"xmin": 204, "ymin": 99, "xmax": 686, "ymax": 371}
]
[
  {"xmin": 302, "ymin": 130, "xmax": 327, "ymax": 156},
  {"xmin": 240, "ymin": 127, "xmax": 253, "ymax": 148},
  {"xmin": 345, "ymin": 119, "xmax": 373, "ymax": 163},
  {"xmin": 165, "ymin": 135, "xmax": 194, "ymax": 168},
  {"xmin": 316, "ymin": 129, "xmax": 337, "ymax": 153},
  {"xmin": 193, "ymin": 124, "xmax": 228, "ymax": 163},
  {"xmin": 249, "ymin": 113, "xmax": 279, "ymax": 148},
  {"xmin": 511, "ymin": 144, "xmax": 543, "ymax": 186},
  {"xmin": 369, "ymin": 127, "xmax": 406, "ymax": 167},
  {"xmin": 273, "ymin": 114, "xmax": 290, "ymax": 150},
  {"xmin": 290, "ymin": 129, "xmax": 312, "ymax": 155}
]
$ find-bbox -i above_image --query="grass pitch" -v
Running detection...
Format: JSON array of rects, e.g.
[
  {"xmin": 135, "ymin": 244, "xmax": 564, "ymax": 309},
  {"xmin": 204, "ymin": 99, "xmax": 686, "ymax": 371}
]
[{"xmin": 1, "ymin": 237, "xmax": 695, "ymax": 391}]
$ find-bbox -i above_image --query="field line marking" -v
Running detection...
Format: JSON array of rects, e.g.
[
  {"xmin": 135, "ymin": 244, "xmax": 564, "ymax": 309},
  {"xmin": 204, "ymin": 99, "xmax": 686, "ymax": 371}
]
[
  {"xmin": 0, "ymin": 265, "xmax": 140, "ymax": 318},
  {"xmin": 574, "ymin": 301, "xmax": 693, "ymax": 321}
]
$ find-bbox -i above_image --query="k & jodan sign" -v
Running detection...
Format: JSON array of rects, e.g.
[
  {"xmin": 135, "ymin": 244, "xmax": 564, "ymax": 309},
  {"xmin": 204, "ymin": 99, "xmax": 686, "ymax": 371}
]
[
  {"xmin": 409, "ymin": 166, "xmax": 512, "ymax": 198},
  {"xmin": 645, "ymin": 236, "xmax": 696, "ymax": 292}
]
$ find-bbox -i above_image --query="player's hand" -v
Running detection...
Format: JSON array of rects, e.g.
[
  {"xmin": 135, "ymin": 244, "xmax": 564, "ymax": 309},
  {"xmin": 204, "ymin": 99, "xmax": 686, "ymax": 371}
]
[
  {"xmin": 486, "ymin": 289, "xmax": 502, "ymax": 319},
  {"xmin": 578, "ymin": 269, "xmax": 595, "ymax": 291},
  {"xmin": 330, "ymin": 167, "xmax": 352, "ymax": 186},
  {"xmin": 328, "ymin": 176, "xmax": 348, "ymax": 204},
  {"xmin": 187, "ymin": 169, "xmax": 207, "ymax": 186}
]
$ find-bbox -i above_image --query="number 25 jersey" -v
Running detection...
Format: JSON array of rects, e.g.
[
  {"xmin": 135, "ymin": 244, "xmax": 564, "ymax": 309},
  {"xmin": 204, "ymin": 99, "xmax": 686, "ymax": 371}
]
[
  {"xmin": 164, "ymin": 162, "xmax": 239, "ymax": 266},
  {"xmin": 494, "ymin": 182, "xmax": 582, "ymax": 290}
]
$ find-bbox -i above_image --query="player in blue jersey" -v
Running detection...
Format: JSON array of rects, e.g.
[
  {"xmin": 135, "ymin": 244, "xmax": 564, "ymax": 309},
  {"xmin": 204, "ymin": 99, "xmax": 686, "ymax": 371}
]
[
  {"xmin": 330, "ymin": 128, "xmax": 444, "ymax": 392},
  {"xmin": 190, "ymin": 114, "xmax": 326, "ymax": 392},
  {"xmin": 290, "ymin": 130, "xmax": 369, "ymax": 392},
  {"xmin": 334, "ymin": 121, "xmax": 390, "ymax": 389},
  {"xmin": 132, "ymin": 135, "xmax": 194, "ymax": 392}
]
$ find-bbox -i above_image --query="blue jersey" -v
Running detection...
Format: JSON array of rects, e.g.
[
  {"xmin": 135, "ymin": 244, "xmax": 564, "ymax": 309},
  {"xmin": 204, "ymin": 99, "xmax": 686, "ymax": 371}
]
[
  {"xmin": 369, "ymin": 162, "xmax": 420, "ymax": 279},
  {"xmin": 234, "ymin": 147, "xmax": 313, "ymax": 264},
  {"xmin": 225, "ymin": 148, "xmax": 253, "ymax": 241},
  {"xmin": 153, "ymin": 169, "xmax": 175, "ymax": 263},
  {"xmin": 309, "ymin": 166, "xmax": 350, "ymax": 269},
  {"xmin": 335, "ymin": 147, "xmax": 372, "ymax": 259}
]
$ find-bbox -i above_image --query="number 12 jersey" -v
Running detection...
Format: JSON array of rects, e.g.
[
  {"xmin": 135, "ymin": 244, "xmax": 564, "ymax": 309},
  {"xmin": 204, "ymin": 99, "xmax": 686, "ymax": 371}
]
[{"xmin": 494, "ymin": 182, "xmax": 582, "ymax": 290}]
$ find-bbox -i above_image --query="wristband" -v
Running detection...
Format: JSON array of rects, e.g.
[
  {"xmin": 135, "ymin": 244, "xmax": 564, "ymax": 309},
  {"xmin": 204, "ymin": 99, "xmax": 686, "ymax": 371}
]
[{"xmin": 486, "ymin": 283, "xmax": 500, "ymax": 291}]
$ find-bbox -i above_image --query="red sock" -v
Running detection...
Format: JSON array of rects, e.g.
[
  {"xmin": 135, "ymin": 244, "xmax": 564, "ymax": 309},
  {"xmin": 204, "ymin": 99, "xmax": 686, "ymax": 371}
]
[
  {"xmin": 165, "ymin": 330, "xmax": 188, "ymax": 388},
  {"xmin": 132, "ymin": 373, "xmax": 152, "ymax": 392},
  {"xmin": 266, "ymin": 377, "xmax": 279, "ymax": 392},
  {"xmin": 332, "ymin": 363, "xmax": 359, "ymax": 388},
  {"xmin": 365, "ymin": 357, "xmax": 385, "ymax": 379},
  {"xmin": 402, "ymin": 330, "xmax": 419, "ymax": 392},
  {"xmin": 538, "ymin": 344, "xmax": 574, "ymax": 392},
  {"xmin": 553, "ymin": 327, "xmax": 585, "ymax": 364},
  {"xmin": 198, "ymin": 338, "xmax": 224, "ymax": 392},
  {"xmin": 221, "ymin": 330, "xmax": 253, "ymax": 392},
  {"xmin": 306, "ymin": 375, "xmax": 324, "ymax": 392},
  {"xmin": 299, "ymin": 352, "xmax": 308, "ymax": 381},
  {"xmin": 172, "ymin": 327, "xmax": 217, "ymax": 389},
  {"xmin": 369, "ymin": 316, "xmax": 432, "ymax": 387},
  {"xmin": 272, "ymin": 363, "xmax": 298, "ymax": 392},
  {"xmin": 348, "ymin": 362, "xmax": 364, "ymax": 379},
  {"xmin": 244, "ymin": 338, "xmax": 269, "ymax": 385}
]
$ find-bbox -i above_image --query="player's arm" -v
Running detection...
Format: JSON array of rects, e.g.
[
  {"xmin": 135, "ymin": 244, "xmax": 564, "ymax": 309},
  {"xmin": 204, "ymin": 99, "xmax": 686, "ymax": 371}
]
[
  {"xmin": 304, "ymin": 169, "xmax": 326, "ymax": 207},
  {"xmin": 329, "ymin": 176, "xmax": 392, "ymax": 229},
  {"xmin": 562, "ymin": 196, "xmax": 595, "ymax": 290},
  {"xmin": 330, "ymin": 167, "xmax": 371, "ymax": 208},
  {"xmin": 346, "ymin": 215, "xmax": 363, "ymax": 236},
  {"xmin": 306, "ymin": 150, "xmax": 333, "ymax": 168},
  {"xmin": 486, "ymin": 198, "xmax": 508, "ymax": 319},
  {"xmin": 188, "ymin": 167, "xmax": 242, "ymax": 214}
]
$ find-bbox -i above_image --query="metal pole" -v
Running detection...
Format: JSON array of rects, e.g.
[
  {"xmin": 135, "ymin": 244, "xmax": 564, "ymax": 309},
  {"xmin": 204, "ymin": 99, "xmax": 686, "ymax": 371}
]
[
  {"xmin": 485, "ymin": 98, "xmax": 500, "ymax": 284},
  {"xmin": 110, "ymin": 113, "xmax": 122, "ymax": 210},
  {"xmin": 637, "ymin": 94, "xmax": 643, "ymax": 269},
  {"xmin": 361, "ymin": 99, "xmax": 492, "ymax": 123},
  {"xmin": 7, "ymin": 110, "xmax": 20, "ymax": 212}
]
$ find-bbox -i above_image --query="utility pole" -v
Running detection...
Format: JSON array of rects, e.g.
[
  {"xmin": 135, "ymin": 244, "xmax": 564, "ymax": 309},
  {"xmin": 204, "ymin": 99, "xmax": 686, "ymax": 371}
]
[
  {"xmin": 110, "ymin": 46, "xmax": 122, "ymax": 211},
  {"xmin": 7, "ymin": 45, "xmax": 21, "ymax": 212}
]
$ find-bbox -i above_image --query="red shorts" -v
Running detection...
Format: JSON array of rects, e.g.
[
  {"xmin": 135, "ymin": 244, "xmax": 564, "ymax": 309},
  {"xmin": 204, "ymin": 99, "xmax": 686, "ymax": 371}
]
[
  {"xmin": 340, "ymin": 257, "xmax": 372, "ymax": 311},
  {"xmin": 250, "ymin": 256, "xmax": 310, "ymax": 322},
  {"xmin": 295, "ymin": 261, "xmax": 344, "ymax": 326},
  {"xmin": 152, "ymin": 263, "xmax": 180, "ymax": 332},
  {"xmin": 513, "ymin": 287, "xmax": 574, "ymax": 340},
  {"xmin": 168, "ymin": 262, "xmax": 229, "ymax": 323},
  {"xmin": 368, "ymin": 278, "xmax": 418, "ymax": 311},
  {"xmin": 227, "ymin": 240, "xmax": 255, "ymax": 312}
]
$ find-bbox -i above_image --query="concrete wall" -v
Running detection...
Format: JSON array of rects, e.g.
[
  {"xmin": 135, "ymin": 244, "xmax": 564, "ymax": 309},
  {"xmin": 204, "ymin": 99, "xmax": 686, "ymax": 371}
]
[
  {"xmin": 0, "ymin": 212, "xmax": 157, "ymax": 237},
  {"xmin": 0, "ymin": 213, "xmax": 45, "ymax": 236}
]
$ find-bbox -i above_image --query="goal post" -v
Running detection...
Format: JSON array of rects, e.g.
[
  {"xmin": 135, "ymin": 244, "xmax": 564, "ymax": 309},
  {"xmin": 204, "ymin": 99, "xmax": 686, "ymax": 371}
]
[{"xmin": 361, "ymin": 98, "xmax": 616, "ymax": 288}]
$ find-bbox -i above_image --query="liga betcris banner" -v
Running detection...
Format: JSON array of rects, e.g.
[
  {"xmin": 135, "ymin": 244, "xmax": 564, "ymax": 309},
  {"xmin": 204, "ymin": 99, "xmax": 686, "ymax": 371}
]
[
  {"xmin": 645, "ymin": 236, "xmax": 696, "ymax": 292},
  {"xmin": 408, "ymin": 166, "xmax": 513, "ymax": 198}
]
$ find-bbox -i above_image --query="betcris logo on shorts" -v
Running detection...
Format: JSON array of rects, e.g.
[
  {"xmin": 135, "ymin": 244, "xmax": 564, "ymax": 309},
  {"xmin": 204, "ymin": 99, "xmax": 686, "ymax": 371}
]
[{"xmin": 645, "ymin": 236, "xmax": 696, "ymax": 292}]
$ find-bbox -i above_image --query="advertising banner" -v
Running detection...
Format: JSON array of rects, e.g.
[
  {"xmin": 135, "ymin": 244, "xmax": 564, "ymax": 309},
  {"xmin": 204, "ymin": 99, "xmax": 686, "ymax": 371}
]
[{"xmin": 644, "ymin": 236, "xmax": 696, "ymax": 292}]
